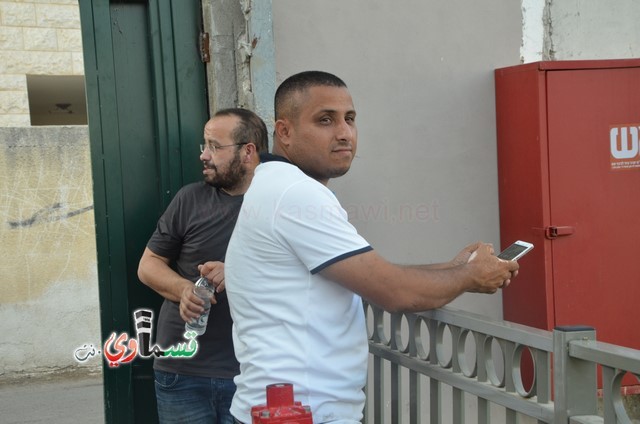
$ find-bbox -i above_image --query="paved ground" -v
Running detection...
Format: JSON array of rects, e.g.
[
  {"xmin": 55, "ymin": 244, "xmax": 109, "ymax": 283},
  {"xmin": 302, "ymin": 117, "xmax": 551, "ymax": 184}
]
[{"xmin": 0, "ymin": 369, "xmax": 104, "ymax": 424}]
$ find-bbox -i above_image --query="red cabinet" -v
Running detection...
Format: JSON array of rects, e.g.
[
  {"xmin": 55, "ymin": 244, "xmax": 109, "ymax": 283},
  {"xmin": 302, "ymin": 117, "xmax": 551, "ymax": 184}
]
[{"xmin": 495, "ymin": 59, "xmax": 640, "ymax": 351}]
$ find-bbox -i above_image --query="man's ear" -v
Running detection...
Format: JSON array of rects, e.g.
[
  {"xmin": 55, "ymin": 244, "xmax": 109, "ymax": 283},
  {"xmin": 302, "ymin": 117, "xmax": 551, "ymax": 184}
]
[
  {"xmin": 274, "ymin": 119, "xmax": 291, "ymax": 147},
  {"xmin": 242, "ymin": 142, "xmax": 257, "ymax": 163}
]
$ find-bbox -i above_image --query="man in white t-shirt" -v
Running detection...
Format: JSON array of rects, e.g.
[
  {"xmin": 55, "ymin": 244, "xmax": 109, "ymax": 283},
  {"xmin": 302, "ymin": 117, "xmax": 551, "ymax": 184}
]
[{"xmin": 217, "ymin": 71, "xmax": 519, "ymax": 424}]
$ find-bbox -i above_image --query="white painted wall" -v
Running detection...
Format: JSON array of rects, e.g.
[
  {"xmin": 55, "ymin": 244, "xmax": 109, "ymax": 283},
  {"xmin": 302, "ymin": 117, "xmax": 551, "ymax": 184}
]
[
  {"xmin": 549, "ymin": 0, "xmax": 640, "ymax": 60},
  {"xmin": 521, "ymin": 0, "xmax": 640, "ymax": 62},
  {"xmin": 521, "ymin": 0, "xmax": 546, "ymax": 62}
]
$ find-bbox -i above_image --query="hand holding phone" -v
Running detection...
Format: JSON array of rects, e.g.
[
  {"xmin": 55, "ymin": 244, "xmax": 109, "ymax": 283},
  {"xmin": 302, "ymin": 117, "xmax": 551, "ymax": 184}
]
[{"xmin": 496, "ymin": 240, "xmax": 534, "ymax": 261}]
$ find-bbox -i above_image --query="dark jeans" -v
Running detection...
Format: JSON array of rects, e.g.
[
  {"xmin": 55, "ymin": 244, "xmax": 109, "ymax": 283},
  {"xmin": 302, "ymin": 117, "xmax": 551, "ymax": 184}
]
[{"xmin": 154, "ymin": 370, "xmax": 236, "ymax": 424}]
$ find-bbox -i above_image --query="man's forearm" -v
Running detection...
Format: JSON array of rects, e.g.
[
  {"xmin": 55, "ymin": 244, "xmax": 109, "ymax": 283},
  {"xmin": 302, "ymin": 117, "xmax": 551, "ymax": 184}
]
[
  {"xmin": 401, "ymin": 262, "xmax": 456, "ymax": 271},
  {"xmin": 141, "ymin": 268, "xmax": 192, "ymax": 302},
  {"xmin": 138, "ymin": 251, "xmax": 192, "ymax": 302}
]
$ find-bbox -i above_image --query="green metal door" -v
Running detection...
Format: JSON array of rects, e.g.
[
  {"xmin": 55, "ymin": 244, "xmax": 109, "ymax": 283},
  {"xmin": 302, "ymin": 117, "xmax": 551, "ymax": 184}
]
[{"xmin": 79, "ymin": 1, "xmax": 208, "ymax": 422}]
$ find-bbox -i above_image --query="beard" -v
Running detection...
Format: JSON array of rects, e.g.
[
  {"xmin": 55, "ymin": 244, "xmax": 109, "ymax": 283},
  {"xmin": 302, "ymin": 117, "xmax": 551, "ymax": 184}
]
[{"xmin": 204, "ymin": 151, "xmax": 246, "ymax": 191}]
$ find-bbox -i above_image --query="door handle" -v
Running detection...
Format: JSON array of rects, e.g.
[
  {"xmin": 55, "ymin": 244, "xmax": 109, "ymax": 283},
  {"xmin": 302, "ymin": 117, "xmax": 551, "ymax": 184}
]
[{"xmin": 545, "ymin": 226, "xmax": 575, "ymax": 239}]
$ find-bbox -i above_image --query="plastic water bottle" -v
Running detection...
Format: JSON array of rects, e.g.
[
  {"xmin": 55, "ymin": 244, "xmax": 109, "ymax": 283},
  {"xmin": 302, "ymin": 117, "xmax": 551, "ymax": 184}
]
[{"xmin": 185, "ymin": 277, "xmax": 215, "ymax": 336}]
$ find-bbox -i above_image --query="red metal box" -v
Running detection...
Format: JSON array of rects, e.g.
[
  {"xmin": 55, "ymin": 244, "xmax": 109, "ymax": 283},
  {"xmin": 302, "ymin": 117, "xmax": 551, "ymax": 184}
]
[{"xmin": 495, "ymin": 59, "xmax": 640, "ymax": 351}]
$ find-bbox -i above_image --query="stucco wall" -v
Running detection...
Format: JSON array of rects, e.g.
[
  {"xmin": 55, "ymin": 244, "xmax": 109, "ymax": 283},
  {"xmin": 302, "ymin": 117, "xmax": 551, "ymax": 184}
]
[{"xmin": 0, "ymin": 126, "xmax": 100, "ymax": 376}]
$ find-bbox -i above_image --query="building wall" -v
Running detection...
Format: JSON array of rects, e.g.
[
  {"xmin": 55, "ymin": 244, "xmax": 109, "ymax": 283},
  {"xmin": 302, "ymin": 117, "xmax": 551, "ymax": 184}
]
[
  {"xmin": 0, "ymin": 127, "xmax": 99, "ymax": 375},
  {"xmin": 0, "ymin": 0, "xmax": 83, "ymax": 126},
  {"xmin": 549, "ymin": 0, "xmax": 640, "ymax": 60},
  {"xmin": 521, "ymin": 0, "xmax": 640, "ymax": 62},
  {"xmin": 0, "ymin": 1, "xmax": 97, "ymax": 376}
]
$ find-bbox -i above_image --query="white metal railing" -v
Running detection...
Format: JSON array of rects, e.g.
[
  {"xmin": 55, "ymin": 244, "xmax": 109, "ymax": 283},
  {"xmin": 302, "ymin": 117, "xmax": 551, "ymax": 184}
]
[{"xmin": 363, "ymin": 302, "xmax": 640, "ymax": 423}]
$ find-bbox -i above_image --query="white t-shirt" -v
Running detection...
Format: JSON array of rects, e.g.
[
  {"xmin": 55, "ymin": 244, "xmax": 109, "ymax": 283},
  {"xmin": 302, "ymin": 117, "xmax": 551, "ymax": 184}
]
[{"xmin": 225, "ymin": 157, "xmax": 372, "ymax": 424}]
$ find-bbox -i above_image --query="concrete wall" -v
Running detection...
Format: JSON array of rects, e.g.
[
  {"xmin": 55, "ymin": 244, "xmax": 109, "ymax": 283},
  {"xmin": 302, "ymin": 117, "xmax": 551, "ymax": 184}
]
[
  {"xmin": 0, "ymin": 127, "xmax": 100, "ymax": 376},
  {"xmin": 201, "ymin": 0, "xmax": 277, "ymax": 144},
  {"xmin": 0, "ymin": 0, "xmax": 83, "ymax": 126},
  {"xmin": 548, "ymin": 0, "xmax": 640, "ymax": 60},
  {"xmin": 522, "ymin": 0, "xmax": 640, "ymax": 62}
]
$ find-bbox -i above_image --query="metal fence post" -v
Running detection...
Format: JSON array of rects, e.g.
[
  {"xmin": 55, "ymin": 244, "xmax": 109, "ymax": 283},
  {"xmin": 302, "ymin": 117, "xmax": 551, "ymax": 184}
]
[{"xmin": 553, "ymin": 326, "xmax": 598, "ymax": 423}]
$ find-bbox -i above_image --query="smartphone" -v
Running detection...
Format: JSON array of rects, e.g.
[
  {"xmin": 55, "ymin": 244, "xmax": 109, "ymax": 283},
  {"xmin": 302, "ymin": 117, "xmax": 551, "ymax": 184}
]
[{"xmin": 497, "ymin": 240, "xmax": 534, "ymax": 261}]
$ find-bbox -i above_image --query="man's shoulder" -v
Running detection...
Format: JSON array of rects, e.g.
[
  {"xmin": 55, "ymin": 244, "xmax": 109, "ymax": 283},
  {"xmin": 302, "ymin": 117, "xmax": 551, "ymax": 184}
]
[
  {"xmin": 162, "ymin": 182, "xmax": 217, "ymax": 212},
  {"xmin": 254, "ymin": 163, "xmax": 328, "ymax": 199},
  {"xmin": 179, "ymin": 181, "xmax": 208, "ymax": 193},
  {"xmin": 256, "ymin": 161, "xmax": 316, "ymax": 185},
  {"xmin": 173, "ymin": 181, "xmax": 218, "ymax": 200}
]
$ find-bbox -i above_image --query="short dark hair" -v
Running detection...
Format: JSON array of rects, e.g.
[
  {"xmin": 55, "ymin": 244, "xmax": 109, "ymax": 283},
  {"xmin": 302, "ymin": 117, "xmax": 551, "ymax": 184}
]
[
  {"xmin": 213, "ymin": 108, "xmax": 269, "ymax": 154},
  {"xmin": 274, "ymin": 71, "xmax": 347, "ymax": 121}
]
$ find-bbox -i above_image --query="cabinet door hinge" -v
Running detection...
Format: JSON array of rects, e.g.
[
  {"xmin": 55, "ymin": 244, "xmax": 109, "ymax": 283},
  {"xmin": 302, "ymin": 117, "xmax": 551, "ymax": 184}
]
[{"xmin": 199, "ymin": 32, "xmax": 210, "ymax": 63}]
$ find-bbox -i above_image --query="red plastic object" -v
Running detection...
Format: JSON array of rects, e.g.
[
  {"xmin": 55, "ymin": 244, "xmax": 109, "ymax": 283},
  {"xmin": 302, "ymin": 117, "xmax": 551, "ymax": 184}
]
[{"xmin": 251, "ymin": 383, "xmax": 313, "ymax": 423}]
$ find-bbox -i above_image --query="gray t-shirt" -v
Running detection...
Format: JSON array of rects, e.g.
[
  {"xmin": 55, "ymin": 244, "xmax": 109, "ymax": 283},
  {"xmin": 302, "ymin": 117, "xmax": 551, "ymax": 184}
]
[{"xmin": 147, "ymin": 181, "xmax": 242, "ymax": 378}]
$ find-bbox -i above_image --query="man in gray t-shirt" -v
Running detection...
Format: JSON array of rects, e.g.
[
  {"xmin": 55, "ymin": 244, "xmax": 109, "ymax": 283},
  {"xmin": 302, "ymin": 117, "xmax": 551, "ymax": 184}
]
[{"xmin": 138, "ymin": 108, "xmax": 267, "ymax": 424}]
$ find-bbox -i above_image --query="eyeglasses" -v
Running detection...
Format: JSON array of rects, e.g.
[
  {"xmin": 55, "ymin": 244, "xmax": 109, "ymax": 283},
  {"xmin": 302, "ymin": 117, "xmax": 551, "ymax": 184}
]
[{"xmin": 199, "ymin": 142, "xmax": 247, "ymax": 155}]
